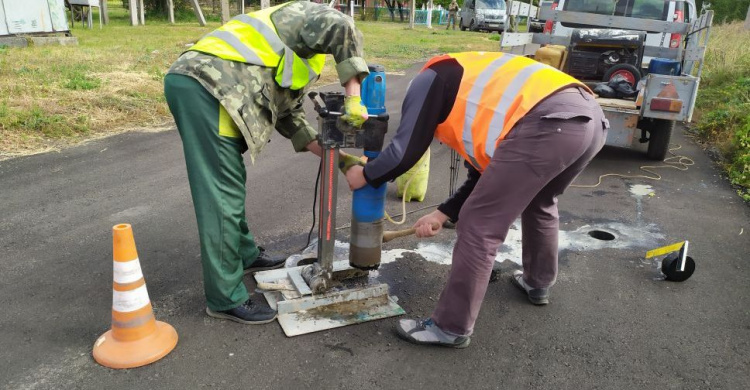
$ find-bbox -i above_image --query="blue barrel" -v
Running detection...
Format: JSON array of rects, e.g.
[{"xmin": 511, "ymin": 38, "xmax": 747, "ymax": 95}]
[
  {"xmin": 352, "ymin": 150, "xmax": 386, "ymax": 223},
  {"xmin": 361, "ymin": 65, "xmax": 386, "ymax": 115},
  {"xmin": 648, "ymin": 58, "xmax": 681, "ymax": 76}
]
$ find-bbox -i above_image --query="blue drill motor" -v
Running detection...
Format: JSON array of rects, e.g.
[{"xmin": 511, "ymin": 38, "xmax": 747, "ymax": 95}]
[{"xmin": 350, "ymin": 65, "xmax": 388, "ymax": 270}]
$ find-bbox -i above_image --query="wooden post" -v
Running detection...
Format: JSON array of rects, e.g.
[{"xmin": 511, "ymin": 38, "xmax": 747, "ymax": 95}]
[
  {"xmin": 190, "ymin": 0, "xmax": 207, "ymax": 26},
  {"xmin": 409, "ymin": 0, "xmax": 415, "ymax": 29},
  {"xmin": 138, "ymin": 0, "xmax": 145, "ymax": 25},
  {"xmin": 220, "ymin": 0, "xmax": 230, "ymax": 23},
  {"xmin": 101, "ymin": 0, "xmax": 109, "ymax": 24},
  {"xmin": 167, "ymin": 0, "xmax": 175, "ymax": 24},
  {"xmin": 261, "ymin": 0, "xmax": 270, "ymax": 10},
  {"xmin": 426, "ymin": 0, "xmax": 433, "ymax": 28},
  {"xmin": 128, "ymin": 0, "xmax": 138, "ymax": 25}
]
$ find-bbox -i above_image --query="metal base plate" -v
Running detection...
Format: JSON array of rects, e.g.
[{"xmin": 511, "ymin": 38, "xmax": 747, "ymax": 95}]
[{"xmin": 254, "ymin": 261, "xmax": 404, "ymax": 337}]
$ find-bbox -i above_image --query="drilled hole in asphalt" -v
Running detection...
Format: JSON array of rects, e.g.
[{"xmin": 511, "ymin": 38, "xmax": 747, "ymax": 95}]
[{"xmin": 588, "ymin": 230, "xmax": 616, "ymax": 241}]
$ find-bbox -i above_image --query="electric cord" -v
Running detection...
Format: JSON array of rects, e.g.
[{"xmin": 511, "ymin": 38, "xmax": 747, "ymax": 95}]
[
  {"xmin": 301, "ymin": 163, "xmax": 322, "ymax": 251},
  {"xmin": 336, "ymin": 202, "xmax": 441, "ymax": 231},
  {"xmin": 303, "ymin": 148, "xmax": 440, "ymax": 237},
  {"xmin": 383, "ymin": 148, "xmax": 431, "ymax": 225},
  {"xmin": 570, "ymin": 144, "xmax": 694, "ymax": 188},
  {"xmin": 448, "ymin": 149, "xmax": 461, "ymax": 197}
]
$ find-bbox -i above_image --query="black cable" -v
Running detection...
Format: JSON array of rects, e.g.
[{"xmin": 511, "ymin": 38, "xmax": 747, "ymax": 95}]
[
  {"xmin": 302, "ymin": 163, "xmax": 322, "ymax": 251},
  {"xmin": 448, "ymin": 149, "xmax": 461, "ymax": 197}
]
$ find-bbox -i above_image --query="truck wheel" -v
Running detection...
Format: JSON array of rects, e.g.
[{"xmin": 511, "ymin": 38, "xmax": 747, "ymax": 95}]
[
  {"xmin": 646, "ymin": 119, "xmax": 675, "ymax": 161},
  {"xmin": 460, "ymin": 18, "xmax": 467, "ymax": 31},
  {"xmin": 469, "ymin": 20, "xmax": 478, "ymax": 31},
  {"xmin": 604, "ymin": 63, "xmax": 641, "ymax": 86}
]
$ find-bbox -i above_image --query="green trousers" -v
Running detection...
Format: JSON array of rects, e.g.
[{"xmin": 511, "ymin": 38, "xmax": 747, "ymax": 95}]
[{"xmin": 164, "ymin": 74, "xmax": 261, "ymax": 311}]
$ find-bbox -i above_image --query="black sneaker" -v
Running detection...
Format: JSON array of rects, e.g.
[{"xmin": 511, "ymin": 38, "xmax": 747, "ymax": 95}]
[
  {"xmin": 243, "ymin": 247, "xmax": 286, "ymax": 275},
  {"xmin": 205, "ymin": 299, "xmax": 277, "ymax": 324},
  {"xmin": 510, "ymin": 270, "xmax": 550, "ymax": 305}
]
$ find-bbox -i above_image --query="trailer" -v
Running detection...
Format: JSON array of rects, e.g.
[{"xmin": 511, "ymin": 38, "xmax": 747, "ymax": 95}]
[{"xmin": 500, "ymin": 7, "xmax": 714, "ymax": 160}]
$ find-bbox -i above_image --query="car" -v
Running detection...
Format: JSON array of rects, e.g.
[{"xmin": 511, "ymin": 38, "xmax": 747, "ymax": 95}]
[
  {"xmin": 528, "ymin": 16, "xmax": 544, "ymax": 32},
  {"xmin": 459, "ymin": 0, "xmax": 508, "ymax": 33},
  {"xmin": 529, "ymin": 0, "xmax": 554, "ymax": 32}
]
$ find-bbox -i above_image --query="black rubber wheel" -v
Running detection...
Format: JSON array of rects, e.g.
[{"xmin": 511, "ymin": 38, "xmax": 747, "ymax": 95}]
[
  {"xmin": 645, "ymin": 119, "xmax": 675, "ymax": 160},
  {"xmin": 469, "ymin": 20, "xmax": 478, "ymax": 32},
  {"xmin": 460, "ymin": 18, "xmax": 467, "ymax": 31},
  {"xmin": 661, "ymin": 254, "xmax": 695, "ymax": 282},
  {"xmin": 603, "ymin": 63, "xmax": 641, "ymax": 86}
]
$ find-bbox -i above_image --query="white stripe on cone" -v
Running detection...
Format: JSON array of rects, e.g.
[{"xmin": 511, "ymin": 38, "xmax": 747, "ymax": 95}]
[
  {"xmin": 113, "ymin": 284, "xmax": 151, "ymax": 312},
  {"xmin": 113, "ymin": 258, "xmax": 143, "ymax": 284}
]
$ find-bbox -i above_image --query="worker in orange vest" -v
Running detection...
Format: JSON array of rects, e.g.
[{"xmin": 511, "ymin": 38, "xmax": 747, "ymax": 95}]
[{"xmin": 345, "ymin": 52, "xmax": 609, "ymax": 348}]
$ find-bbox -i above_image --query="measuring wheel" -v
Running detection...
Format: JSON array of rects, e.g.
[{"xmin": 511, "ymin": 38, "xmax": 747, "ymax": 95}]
[{"xmin": 661, "ymin": 253, "xmax": 696, "ymax": 282}]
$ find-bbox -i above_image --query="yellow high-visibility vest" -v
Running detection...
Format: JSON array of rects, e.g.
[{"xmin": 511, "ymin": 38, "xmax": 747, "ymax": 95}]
[
  {"xmin": 189, "ymin": 3, "xmax": 326, "ymax": 90},
  {"xmin": 425, "ymin": 52, "xmax": 591, "ymax": 171}
]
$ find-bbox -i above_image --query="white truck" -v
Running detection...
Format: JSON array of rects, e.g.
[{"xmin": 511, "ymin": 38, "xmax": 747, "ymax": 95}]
[{"xmin": 500, "ymin": 1, "xmax": 713, "ymax": 160}]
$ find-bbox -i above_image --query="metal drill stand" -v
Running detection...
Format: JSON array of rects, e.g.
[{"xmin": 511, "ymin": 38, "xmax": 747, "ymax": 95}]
[{"xmin": 253, "ymin": 92, "xmax": 403, "ymax": 337}]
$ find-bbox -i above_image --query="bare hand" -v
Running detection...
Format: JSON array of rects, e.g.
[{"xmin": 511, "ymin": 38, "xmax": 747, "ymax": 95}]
[
  {"xmin": 413, "ymin": 210, "xmax": 449, "ymax": 238},
  {"xmin": 345, "ymin": 165, "xmax": 367, "ymax": 191},
  {"xmin": 305, "ymin": 140, "xmax": 324, "ymax": 158}
]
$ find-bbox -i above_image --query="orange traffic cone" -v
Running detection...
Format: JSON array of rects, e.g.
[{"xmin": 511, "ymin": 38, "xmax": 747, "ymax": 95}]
[{"xmin": 93, "ymin": 224, "xmax": 178, "ymax": 369}]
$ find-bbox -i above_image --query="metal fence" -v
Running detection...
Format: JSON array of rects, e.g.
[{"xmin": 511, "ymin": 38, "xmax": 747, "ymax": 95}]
[{"xmin": 349, "ymin": 6, "xmax": 450, "ymax": 25}]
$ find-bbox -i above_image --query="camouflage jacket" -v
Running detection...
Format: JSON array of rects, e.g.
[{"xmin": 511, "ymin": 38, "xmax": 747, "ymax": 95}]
[{"xmin": 168, "ymin": 1, "xmax": 369, "ymax": 161}]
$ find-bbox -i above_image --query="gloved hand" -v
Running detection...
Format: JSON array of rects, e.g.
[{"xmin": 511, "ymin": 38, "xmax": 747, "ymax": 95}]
[
  {"xmin": 341, "ymin": 96, "xmax": 368, "ymax": 128},
  {"xmin": 339, "ymin": 152, "xmax": 366, "ymax": 175}
]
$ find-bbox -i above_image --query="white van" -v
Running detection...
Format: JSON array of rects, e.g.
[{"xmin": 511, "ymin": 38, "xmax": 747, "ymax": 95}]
[
  {"xmin": 459, "ymin": 0, "xmax": 508, "ymax": 32},
  {"xmin": 545, "ymin": 0, "xmax": 698, "ymax": 68}
]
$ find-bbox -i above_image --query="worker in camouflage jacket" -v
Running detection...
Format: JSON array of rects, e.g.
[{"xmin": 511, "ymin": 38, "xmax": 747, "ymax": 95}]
[{"xmin": 164, "ymin": 1, "xmax": 369, "ymax": 325}]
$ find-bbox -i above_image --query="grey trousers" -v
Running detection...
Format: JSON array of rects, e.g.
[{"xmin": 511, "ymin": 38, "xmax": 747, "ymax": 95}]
[{"xmin": 432, "ymin": 87, "xmax": 608, "ymax": 336}]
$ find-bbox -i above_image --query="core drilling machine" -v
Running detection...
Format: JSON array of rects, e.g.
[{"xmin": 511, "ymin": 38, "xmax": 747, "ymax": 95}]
[{"xmin": 253, "ymin": 65, "xmax": 405, "ymax": 336}]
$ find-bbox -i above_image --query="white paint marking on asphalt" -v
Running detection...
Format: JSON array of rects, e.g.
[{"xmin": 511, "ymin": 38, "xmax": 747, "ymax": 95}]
[
  {"xmin": 300, "ymin": 220, "xmax": 663, "ymax": 267},
  {"xmin": 629, "ymin": 184, "xmax": 654, "ymax": 224},
  {"xmin": 630, "ymin": 184, "xmax": 654, "ymax": 197},
  {"xmin": 109, "ymin": 206, "xmax": 152, "ymax": 221}
]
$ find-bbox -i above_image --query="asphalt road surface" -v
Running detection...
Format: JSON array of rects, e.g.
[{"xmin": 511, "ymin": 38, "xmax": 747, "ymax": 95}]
[{"xmin": 1, "ymin": 66, "xmax": 748, "ymax": 389}]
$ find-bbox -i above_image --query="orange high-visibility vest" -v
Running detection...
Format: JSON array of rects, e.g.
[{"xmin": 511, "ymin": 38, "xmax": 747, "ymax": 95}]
[{"xmin": 426, "ymin": 52, "xmax": 591, "ymax": 171}]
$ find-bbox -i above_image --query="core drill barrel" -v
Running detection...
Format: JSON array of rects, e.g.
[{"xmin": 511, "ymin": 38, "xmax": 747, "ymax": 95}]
[{"xmin": 349, "ymin": 65, "xmax": 387, "ymax": 270}]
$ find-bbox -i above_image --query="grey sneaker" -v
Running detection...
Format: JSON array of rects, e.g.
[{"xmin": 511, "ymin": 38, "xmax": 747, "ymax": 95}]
[
  {"xmin": 395, "ymin": 318, "xmax": 471, "ymax": 349},
  {"xmin": 510, "ymin": 270, "xmax": 550, "ymax": 305}
]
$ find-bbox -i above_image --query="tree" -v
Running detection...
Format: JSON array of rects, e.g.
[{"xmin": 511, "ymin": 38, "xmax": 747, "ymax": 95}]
[{"xmin": 696, "ymin": 0, "xmax": 750, "ymax": 23}]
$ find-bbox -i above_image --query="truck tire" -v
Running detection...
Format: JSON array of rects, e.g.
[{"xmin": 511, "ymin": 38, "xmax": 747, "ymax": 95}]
[
  {"xmin": 460, "ymin": 18, "xmax": 467, "ymax": 31},
  {"xmin": 646, "ymin": 119, "xmax": 675, "ymax": 161},
  {"xmin": 469, "ymin": 20, "xmax": 478, "ymax": 31},
  {"xmin": 603, "ymin": 63, "xmax": 641, "ymax": 86}
]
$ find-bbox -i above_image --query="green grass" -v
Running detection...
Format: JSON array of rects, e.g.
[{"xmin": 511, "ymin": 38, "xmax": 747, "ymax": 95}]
[
  {"xmin": 692, "ymin": 22, "xmax": 750, "ymax": 201},
  {"xmin": 0, "ymin": 3, "xmax": 498, "ymax": 157}
]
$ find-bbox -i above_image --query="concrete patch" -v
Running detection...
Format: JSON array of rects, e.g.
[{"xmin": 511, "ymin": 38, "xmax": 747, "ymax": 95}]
[
  {"xmin": 0, "ymin": 36, "xmax": 78, "ymax": 48},
  {"xmin": 292, "ymin": 219, "xmax": 664, "ymax": 268}
]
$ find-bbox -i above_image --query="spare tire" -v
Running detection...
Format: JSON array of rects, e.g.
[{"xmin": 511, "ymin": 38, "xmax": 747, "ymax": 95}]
[{"xmin": 603, "ymin": 64, "xmax": 641, "ymax": 86}]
